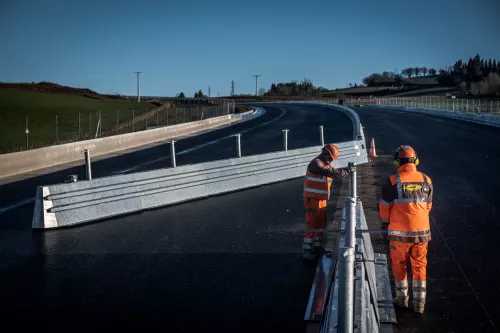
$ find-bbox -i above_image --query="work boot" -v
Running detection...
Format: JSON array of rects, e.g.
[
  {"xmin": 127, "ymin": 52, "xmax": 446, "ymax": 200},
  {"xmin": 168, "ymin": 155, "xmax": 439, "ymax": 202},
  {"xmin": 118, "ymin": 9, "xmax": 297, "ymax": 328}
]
[
  {"xmin": 413, "ymin": 298, "xmax": 425, "ymax": 314},
  {"xmin": 394, "ymin": 296, "xmax": 409, "ymax": 308}
]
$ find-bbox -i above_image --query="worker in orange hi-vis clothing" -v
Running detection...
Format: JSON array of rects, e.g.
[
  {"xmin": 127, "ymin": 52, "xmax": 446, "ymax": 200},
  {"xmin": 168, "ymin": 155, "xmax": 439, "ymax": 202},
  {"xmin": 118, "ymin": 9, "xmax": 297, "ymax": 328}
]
[
  {"xmin": 303, "ymin": 144, "xmax": 352, "ymax": 261},
  {"xmin": 379, "ymin": 145, "xmax": 433, "ymax": 314}
]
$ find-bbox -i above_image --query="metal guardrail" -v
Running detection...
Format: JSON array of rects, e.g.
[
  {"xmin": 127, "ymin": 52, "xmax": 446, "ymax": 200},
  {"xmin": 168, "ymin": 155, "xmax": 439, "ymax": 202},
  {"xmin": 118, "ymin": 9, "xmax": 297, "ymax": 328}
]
[
  {"xmin": 32, "ymin": 138, "xmax": 367, "ymax": 229},
  {"xmin": 304, "ymin": 160, "xmax": 396, "ymax": 332},
  {"xmin": 250, "ymin": 102, "xmax": 363, "ymax": 141},
  {"xmin": 369, "ymin": 104, "xmax": 500, "ymax": 128}
]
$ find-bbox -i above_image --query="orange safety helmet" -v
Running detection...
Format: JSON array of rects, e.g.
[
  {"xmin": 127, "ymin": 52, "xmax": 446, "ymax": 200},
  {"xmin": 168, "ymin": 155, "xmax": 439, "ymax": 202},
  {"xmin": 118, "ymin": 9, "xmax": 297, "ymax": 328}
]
[
  {"xmin": 322, "ymin": 144, "xmax": 340, "ymax": 160},
  {"xmin": 393, "ymin": 145, "xmax": 419, "ymax": 167}
]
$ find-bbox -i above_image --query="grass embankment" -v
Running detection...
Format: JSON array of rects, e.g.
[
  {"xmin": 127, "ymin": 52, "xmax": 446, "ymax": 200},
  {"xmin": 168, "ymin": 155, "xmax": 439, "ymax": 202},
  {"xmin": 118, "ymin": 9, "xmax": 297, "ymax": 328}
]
[
  {"xmin": 0, "ymin": 90, "xmax": 153, "ymax": 153},
  {"xmin": 0, "ymin": 89, "xmax": 227, "ymax": 153}
]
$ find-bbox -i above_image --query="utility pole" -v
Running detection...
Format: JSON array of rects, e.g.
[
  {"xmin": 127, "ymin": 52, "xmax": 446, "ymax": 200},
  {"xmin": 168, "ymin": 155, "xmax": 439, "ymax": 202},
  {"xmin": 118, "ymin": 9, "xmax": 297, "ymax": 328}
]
[
  {"xmin": 208, "ymin": 86, "xmax": 211, "ymax": 97},
  {"xmin": 231, "ymin": 80, "xmax": 235, "ymax": 96},
  {"xmin": 253, "ymin": 75, "xmax": 261, "ymax": 96},
  {"xmin": 135, "ymin": 71, "xmax": 142, "ymax": 103}
]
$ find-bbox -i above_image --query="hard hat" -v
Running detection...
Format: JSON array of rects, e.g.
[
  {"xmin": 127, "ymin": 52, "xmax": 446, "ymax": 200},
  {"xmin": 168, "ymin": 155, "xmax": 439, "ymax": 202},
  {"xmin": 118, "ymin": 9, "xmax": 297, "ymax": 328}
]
[
  {"xmin": 322, "ymin": 144, "xmax": 340, "ymax": 160},
  {"xmin": 393, "ymin": 145, "xmax": 419, "ymax": 166}
]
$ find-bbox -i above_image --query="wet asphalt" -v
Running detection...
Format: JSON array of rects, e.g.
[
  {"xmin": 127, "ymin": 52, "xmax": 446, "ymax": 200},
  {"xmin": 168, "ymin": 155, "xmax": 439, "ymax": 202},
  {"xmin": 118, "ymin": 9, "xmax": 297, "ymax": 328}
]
[
  {"xmin": 355, "ymin": 106, "xmax": 500, "ymax": 333},
  {"xmin": 0, "ymin": 104, "xmax": 353, "ymax": 332}
]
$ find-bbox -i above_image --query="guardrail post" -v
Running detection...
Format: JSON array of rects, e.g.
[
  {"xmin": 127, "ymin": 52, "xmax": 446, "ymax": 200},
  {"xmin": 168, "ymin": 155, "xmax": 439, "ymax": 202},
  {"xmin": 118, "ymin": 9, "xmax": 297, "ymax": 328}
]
[
  {"xmin": 319, "ymin": 126, "xmax": 324, "ymax": 146},
  {"xmin": 338, "ymin": 245, "xmax": 355, "ymax": 333},
  {"xmin": 349, "ymin": 162, "xmax": 357, "ymax": 200},
  {"xmin": 337, "ymin": 195, "xmax": 356, "ymax": 333},
  {"xmin": 345, "ymin": 196, "xmax": 356, "ymax": 248},
  {"xmin": 170, "ymin": 140, "xmax": 177, "ymax": 168},
  {"xmin": 282, "ymin": 129, "xmax": 289, "ymax": 151},
  {"xmin": 235, "ymin": 134, "xmax": 242, "ymax": 157},
  {"xmin": 84, "ymin": 149, "xmax": 92, "ymax": 180}
]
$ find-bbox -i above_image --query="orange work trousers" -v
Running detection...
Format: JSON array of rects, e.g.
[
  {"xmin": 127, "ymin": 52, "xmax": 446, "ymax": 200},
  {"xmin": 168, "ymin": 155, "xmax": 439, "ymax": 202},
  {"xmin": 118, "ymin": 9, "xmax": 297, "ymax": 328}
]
[
  {"xmin": 389, "ymin": 241, "xmax": 428, "ymax": 283},
  {"xmin": 303, "ymin": 197, "xmax": 327, "ymax": 242}
]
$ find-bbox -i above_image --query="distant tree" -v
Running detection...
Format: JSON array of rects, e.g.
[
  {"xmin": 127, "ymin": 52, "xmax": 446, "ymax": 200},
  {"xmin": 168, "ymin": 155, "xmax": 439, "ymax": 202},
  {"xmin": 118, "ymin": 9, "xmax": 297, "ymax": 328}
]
[
  {"xmin": 428, "ymin": 68, "xmax": 437, "ymax": 76},
  {"xmin": 258, "ymin": 87, "xmax": 266, "ymax": 96},
  {"xmin": 421, "ymin": 67, "xmax": 428, "ymax": 76},
  {"xmin": 487, "ymin": 73, "xmax": 500, "ymax": 95},
  {"xmin": 177, "ymin": 92, "xmax": 185, "ymax": 98},
  {"xmin": 459, "ymin": 81, "xmax": 467, "ymax": 95},
  {"xmin": 194, "ymin": 89, "xmax": 205, "ymax": 98},
  {"xmin": 488, "ymin": 59, "xmax": 493, "ymax": 70},
  {"xmin": 494, "ymin": 59, "xmax": 498, "ymax": 73},
  {"xmin": 470, "ymin": 82, "xmax": 480, "ymax": 96},
  {"xmin": 394, "ymin": 75, "xmax": 403, "ymax": 87},
  {"xmin": 414, "ymin": 67, "xmax": 421, "ymax": 77},
  {"xmin": 479, "ymin": 80, "xmax": 489, "ymax": 95},
  {"xmin": 401, "ymin": 68, "xmax": 413, "ymax": 78}
]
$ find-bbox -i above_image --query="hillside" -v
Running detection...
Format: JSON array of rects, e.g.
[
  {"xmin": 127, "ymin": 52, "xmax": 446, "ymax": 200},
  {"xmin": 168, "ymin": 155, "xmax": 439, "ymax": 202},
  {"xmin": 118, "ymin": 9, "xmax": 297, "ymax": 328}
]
[
  {"xmin": 0, "ymin": 82, "xmax": 122, "ymax": 99},
  {"xmin": 320, "ymin": 76, "xmax": 449, "ymax": 97},
  {"xmin": 0, "ymin": 89, "xmax": 156, "ymax": 153}
]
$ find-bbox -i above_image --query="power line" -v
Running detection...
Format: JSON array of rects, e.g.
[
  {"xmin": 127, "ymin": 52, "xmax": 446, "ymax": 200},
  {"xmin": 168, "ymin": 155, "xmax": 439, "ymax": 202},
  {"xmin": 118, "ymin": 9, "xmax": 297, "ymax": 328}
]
[
  {"xmin": 134, "ymin": 72, "xmax": 142, "ymax": 102},
  {"xmin": 253, "ymin": 75, "xmax": 261, "ymax": 96}
]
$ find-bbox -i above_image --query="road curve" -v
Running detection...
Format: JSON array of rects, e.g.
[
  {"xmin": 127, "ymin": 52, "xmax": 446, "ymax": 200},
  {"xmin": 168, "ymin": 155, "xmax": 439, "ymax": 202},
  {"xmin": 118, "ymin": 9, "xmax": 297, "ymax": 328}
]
[
  {"xmin": 0, "ymin": 104, "xmax": 353, "ymax": 332},
  {"xmin": 356, "ymin": 106, "xmax": 500, "ymax": 333}
]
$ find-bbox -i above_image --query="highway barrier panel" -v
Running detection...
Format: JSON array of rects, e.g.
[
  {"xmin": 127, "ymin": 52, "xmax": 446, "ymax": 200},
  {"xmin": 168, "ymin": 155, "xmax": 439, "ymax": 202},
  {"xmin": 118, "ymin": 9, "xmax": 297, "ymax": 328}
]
[{"xmin": 32, "ymin": 139, "xmax": 367, "ymax": 229}]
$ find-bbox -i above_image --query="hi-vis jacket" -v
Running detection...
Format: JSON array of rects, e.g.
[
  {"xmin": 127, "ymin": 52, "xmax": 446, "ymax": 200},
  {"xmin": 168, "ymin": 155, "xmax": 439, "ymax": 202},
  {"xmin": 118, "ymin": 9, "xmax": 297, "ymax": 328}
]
[
  {"xmin": 303, "ymin": 157, "xmax": 349, "ymax": 200},
  {"xmin": 379, "ymin": 163, "xmax": 433, "ymax": 243}
]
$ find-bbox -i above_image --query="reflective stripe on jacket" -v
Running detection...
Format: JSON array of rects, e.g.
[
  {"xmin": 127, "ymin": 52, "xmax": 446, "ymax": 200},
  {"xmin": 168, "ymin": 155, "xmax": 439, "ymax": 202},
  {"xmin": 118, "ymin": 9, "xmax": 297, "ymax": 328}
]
[
  {"xmin": 379, "ymin": 163, "xmax": 433, "ymax": 243},
  {"xmin": 303, "ymin": 158, "xmax": 333, "ymax": 200}
]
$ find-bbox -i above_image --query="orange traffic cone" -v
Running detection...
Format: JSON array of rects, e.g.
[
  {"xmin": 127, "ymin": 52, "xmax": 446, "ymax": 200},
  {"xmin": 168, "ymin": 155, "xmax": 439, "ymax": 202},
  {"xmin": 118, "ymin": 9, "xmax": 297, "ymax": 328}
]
[{"xmin": 369, "ymin": 138, "xmax": 378, "ymax": 158}]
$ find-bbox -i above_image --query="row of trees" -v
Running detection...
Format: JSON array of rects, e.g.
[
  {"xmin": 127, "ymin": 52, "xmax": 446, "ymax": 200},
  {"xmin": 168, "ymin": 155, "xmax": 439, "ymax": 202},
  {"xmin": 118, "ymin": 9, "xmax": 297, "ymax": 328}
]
[
  {"xmin": 362, "ymin": 68, "xmax": 438, "ymax": 87},
  {"xmin": 360, "ymin": 55, "xmax": 500, "ymax": 96},
  {"xmin": 438, "ymin": 55, "xmax": 500, "ymax": 96},
  {"xmin": 175, "ymin": 90, "xmax": 207, "ymax": 98},
  {"xmin": 264, "ymin": 79, "xmax": 328, "ymax": 97},
  {"xmin": 400, "ymin": 67, "xmax": 437, "ymax": 78}
]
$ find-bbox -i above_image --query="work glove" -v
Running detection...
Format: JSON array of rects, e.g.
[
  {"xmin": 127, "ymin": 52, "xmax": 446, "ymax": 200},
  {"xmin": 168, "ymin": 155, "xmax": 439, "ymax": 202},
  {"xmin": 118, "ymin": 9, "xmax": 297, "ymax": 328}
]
[{"xmin": 381, "ymin": 219, "xmax": 389, "ymax": 229}]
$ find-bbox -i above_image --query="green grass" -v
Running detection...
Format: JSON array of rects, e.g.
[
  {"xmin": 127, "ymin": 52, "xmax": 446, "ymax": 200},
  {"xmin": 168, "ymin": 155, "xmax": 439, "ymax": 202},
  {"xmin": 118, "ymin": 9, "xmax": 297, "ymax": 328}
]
[{"xmin": 0, "ymin": 90, "xmax": 155, "ymax": 153}]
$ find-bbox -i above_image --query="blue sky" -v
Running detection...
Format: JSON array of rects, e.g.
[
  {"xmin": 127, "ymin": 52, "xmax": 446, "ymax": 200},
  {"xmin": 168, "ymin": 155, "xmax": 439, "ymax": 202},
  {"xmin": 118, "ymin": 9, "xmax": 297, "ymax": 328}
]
[{"xmin": 1, "ymin": 0, "xmax": 499, "ymax": 96}]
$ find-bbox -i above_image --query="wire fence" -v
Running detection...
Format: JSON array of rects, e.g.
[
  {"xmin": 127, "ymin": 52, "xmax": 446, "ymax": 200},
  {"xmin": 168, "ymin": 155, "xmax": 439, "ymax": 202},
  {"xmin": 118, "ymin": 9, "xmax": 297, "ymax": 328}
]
[{"xmin": 2, "ymin": 100, "xmax": 235, "ymax": 154}]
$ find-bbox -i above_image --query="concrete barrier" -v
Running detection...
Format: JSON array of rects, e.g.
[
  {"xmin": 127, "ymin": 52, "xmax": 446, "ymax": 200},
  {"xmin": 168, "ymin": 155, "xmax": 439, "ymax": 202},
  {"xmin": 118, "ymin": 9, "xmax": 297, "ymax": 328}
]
[
  {"xmin": 0, "ymin": 115, "xmax": 237, "ymax": 180},
  {"xmin": 32, "ymin": 140, "xmax": 368, "ymax": 229}
]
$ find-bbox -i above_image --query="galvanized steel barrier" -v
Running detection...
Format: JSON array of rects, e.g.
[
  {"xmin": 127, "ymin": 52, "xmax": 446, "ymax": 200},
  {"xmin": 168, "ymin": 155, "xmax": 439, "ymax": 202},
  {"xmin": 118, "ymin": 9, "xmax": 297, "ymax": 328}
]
[
  {"xmin": 304, "ymin": 167, "xmax": 397, "ymax": 333},
  {"xmin": 32, "ymin": 140, "xmax": 367, "ymax": 229}
]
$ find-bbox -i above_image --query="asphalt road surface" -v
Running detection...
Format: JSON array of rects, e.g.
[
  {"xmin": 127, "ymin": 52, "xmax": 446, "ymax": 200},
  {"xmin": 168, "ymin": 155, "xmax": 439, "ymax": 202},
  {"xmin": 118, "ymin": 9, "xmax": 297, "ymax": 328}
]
[
  {"xmin": 0, "ymin": 104, "xmax": 353, "ymax": 332},
  {"xmin": 355, "ymin": 106, "xmax": 500, "ymax": 333}
]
